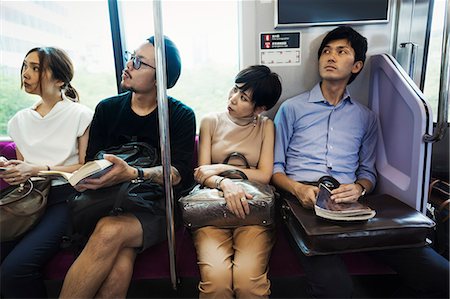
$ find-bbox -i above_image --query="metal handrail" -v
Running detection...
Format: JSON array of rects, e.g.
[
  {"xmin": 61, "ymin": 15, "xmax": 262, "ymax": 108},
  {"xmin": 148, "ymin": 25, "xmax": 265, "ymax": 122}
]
[
  {"xmin": 424, "ymin": 0, "xmax": 449, "ymax": 143},
  {"xmin": 153, "ymin": 0, "xmax": 178, "ymax": 291}
]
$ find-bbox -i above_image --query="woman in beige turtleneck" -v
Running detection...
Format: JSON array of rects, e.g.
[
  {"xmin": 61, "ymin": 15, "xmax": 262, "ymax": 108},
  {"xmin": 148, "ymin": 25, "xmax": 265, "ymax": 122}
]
[{"xmin": 193, "ymin": 65, "xmax": 282, "ymax": 299}]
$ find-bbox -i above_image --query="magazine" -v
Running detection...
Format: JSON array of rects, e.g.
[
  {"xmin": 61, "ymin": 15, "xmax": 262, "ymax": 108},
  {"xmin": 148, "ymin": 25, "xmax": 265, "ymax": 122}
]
[{"xmin": 314, "ymin": 183, "xmax": 376, "ymax": 221}]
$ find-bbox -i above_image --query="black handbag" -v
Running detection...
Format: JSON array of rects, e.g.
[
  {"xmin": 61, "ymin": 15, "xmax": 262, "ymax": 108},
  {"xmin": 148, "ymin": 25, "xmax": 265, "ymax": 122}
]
[
  {"xmin": 69, "ymin": 142, "xmax": 163, "ymax": 237},
  {"xmin": 0, "ymin": 178, "xmax": 51, "ymax": 241},
  {"xmin": 179, "ymin": 152, "xmax": 275, "ymax": 228}
]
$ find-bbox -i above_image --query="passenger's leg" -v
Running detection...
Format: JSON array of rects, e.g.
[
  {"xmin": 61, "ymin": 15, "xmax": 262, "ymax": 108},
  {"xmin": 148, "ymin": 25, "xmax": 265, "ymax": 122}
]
[
  {"xmin": 297, "ymin": 252, "xmax": 353, "ymax": 298},
  {"xmin": 369, "ymin": 246, "xmax": 450, "ymax": 298},
  {"xmin": 193, "ymin": 226, "xmax": 234, "ymax": 299},
  {"xmin": 59, "ymin": 214, "xmax": 143, "ymax": 299},
  {"xmin": 1, "ymin": 200, "xmax": 69, "ymax": 298},
  {"xmin": 95, "ymin": 247, "xmax": 137, "ymax": 299},
  {"xmin": 232, "ymin": 225, "xmax": 274, "ymax": 299}
]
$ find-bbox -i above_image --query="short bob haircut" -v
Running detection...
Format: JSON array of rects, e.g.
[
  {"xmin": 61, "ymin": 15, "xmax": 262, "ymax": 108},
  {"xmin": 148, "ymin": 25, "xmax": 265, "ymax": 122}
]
[
  {"xmin": 317, "ymin": 26, "xmax": 368, "ymax": 85},
  {"xmin": 234, "ymin": 65, "xmax": 282, "ymax": 111}
]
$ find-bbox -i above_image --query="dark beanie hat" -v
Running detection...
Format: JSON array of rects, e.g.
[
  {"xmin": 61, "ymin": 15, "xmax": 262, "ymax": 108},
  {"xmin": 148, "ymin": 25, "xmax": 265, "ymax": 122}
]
[{"xmin": 147, "ymin": 35, "xmax": 181, "ymax": 89}]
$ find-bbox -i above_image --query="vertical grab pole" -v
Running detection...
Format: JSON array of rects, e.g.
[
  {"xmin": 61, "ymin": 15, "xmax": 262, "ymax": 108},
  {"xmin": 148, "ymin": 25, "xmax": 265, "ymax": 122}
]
[
  {"xmin": 424, "ymin": 1, "xmax": 449, "ymax": 143},
  {"xmin": 153, "ymin": 0, "xmax": 178, "ymax": 291}
]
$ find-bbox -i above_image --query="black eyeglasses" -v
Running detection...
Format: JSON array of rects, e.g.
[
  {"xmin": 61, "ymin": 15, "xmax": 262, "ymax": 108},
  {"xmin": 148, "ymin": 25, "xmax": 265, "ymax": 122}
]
[{"xmin": 124, "ymin": 51, "xmax": 155, "ymax": 70}]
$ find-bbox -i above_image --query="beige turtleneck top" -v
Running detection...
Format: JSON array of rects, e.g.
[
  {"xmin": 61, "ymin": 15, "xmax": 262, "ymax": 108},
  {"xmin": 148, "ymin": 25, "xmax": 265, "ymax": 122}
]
[{"xmin": 203, "ymin": 111, "xmax": 268, "ymax": 168}]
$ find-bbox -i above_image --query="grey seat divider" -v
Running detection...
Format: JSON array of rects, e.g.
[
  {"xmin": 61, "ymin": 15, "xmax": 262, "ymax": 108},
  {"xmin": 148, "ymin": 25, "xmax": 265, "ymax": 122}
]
[{"xmin": 369, "ymin": 54, "xmax": 433, "ymax": 213}]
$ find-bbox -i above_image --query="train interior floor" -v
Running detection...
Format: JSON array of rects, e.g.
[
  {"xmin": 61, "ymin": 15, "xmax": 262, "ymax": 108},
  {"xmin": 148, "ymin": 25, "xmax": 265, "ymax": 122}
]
[{"xmin": 46, "ymin": 274, "xmax": 402, "ymax": 298}]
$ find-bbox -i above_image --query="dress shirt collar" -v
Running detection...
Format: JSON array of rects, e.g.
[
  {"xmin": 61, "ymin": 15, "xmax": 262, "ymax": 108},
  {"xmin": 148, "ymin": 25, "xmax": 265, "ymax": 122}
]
[{"xmin": 308, "ymin": 82, "xmax": 353, "ymax": 105}]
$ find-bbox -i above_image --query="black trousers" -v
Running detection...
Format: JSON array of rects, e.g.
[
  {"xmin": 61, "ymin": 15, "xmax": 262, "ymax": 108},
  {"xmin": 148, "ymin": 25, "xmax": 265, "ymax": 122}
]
[
  {"xmin": 1, "ymin": 184, "xmax": 76, "ymax": 299},
  {"xmin": 298, "ymin": 245, "xmax": 450, "ymax": 298}
]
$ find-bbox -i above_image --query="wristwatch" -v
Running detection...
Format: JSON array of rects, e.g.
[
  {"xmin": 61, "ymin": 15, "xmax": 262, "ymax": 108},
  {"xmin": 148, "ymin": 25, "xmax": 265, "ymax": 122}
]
[
  {"xmin": 132, "ymin": 167, "xmax": 145, "ymax": 183},
  {"xmin": 355, "ymin": 182, "xmax": 367, "ymax": 197}
]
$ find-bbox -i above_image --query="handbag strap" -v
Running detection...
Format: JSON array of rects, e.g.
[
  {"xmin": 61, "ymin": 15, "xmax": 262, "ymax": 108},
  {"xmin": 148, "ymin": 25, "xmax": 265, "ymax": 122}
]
[
  {"xmin": 0, "ymin": 180, "xmax": 33, "ymax": 206},
  {"xmin": 218, "ymin": 169, "xmax": 248, "ymax": 180},
  {"xmin": 222, "ymin": 152, "xmax": 250, "ymax": 169},
  {"xmin": 1, "ymin": 181, "xmax": 48, "ymax": 216}
]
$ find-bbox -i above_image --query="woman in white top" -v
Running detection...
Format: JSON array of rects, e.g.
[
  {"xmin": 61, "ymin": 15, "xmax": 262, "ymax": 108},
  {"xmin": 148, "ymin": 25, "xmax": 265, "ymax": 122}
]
[
  {"xmin": 193, "ymin": 65, "xmax": 282, "ymax": 299},
  {"xmin": 0, "ymin": 47, "xmax": 93, "ymax": 298}
]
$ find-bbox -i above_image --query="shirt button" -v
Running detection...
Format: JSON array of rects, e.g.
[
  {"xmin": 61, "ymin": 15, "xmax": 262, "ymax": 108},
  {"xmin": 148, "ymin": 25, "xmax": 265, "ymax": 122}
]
[
  {"xmin": 330, "ymin": 145, "xmax": 333, "ymax": 149},
  {"xmin": 330, "ymin": 127, "xmax": 334, "ymax": 131}
]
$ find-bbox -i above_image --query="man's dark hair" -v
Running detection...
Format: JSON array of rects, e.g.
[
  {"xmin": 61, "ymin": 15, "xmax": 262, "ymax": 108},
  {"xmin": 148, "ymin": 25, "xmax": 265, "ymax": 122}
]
[
  {"xmin": 235, "ymin": 65, "xmax": 282, "ymax": 110},
  {"xmin": 317, "ymin": 26, "xmax": 368, "ymax": 84}
]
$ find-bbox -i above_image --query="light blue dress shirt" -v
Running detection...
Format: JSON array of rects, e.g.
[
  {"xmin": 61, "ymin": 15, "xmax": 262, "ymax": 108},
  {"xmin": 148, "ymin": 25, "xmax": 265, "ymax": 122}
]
[{"xmin": 273, "ymin": 83, "xmax": 378, "ymax": 186}]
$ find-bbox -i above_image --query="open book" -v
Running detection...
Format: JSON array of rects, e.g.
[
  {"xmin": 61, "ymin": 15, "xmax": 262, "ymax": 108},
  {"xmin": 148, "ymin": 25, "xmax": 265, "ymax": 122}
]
[
  {"xmin": 314, "ymin": 183, "xmax": 376, "ymax": 221},
  {"xmin": 38, "ymin": 159, "xmax": 113, "ymax": 186}
]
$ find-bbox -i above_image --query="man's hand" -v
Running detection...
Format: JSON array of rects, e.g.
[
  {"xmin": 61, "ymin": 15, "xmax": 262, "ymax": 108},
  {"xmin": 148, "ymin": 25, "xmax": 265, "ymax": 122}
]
[
  {"xmin": 221, "ymin": 179, "xmax": 252, "ymax": 219},
  {"xmin": 75, "ymin": 154, "xmax": 135, "ymax": 192},
  {"xmin": 330, "ymin": 183, "xmax": 361, "ymax": 203},
  {"xmin": 293, "ymin": 183, "xmax": 319, "ymax": 209}
]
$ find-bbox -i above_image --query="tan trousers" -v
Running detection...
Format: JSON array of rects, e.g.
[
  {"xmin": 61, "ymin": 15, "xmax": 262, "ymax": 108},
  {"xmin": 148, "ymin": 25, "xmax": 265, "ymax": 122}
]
[{"xmin": 192, "ymin": 225, "xmax": 274, "ymax": 299}]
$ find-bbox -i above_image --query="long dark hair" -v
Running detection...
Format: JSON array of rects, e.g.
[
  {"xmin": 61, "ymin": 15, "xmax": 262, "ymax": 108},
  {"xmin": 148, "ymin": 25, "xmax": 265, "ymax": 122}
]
[{"xmin": 21, "ymin": 47, "xmax": 79, "ymax": 102}]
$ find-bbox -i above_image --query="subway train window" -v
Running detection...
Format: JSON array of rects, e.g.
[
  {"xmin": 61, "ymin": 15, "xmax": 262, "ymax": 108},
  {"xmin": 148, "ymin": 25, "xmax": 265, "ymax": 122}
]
[
  {"xmin": 120, "ymin": 1, "xmax": 239, "ymax": 130},
  {"xmin": 0, "ymin": 1, "xmax": 117, "ymax": 136},
  {"xmin": 424, "ymin": 0, "xmax": 447, "ymax": 122}
]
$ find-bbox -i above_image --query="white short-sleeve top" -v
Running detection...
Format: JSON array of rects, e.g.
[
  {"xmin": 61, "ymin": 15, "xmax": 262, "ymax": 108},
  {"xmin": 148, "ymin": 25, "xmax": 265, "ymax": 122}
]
[{"xmin": 8, "ymin": 97, "xmax": 93, "ymax": 167}]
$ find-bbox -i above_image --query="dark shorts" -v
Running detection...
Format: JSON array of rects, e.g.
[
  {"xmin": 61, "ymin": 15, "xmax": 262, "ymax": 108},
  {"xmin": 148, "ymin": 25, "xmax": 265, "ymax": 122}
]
[{"xmin": 133, "ymin": 205, "xmax": 167, "ymax": 253}]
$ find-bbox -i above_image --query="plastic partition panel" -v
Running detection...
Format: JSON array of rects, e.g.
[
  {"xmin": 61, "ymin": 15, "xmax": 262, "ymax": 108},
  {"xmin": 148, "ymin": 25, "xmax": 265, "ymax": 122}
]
[{"xmin": 369, "ymin": 54, "xmax": 432, "ymax": 213}]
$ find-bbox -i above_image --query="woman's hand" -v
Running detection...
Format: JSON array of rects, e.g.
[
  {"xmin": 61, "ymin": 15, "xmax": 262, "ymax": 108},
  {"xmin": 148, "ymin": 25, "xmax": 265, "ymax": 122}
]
[
  {"xmin": 0, "ymin": 156, "xmax": 8, "ymax": 167},
  {"xmin": 0, "ymin": 160, "xmax": 34, "ymax": 185},
  {"xmin": 221, "ymin": 179, "xmax": 252, "ymax": 219},
  {"xmin": 194, "ymin": 164, "xmax": 227, "ymax": 184}
]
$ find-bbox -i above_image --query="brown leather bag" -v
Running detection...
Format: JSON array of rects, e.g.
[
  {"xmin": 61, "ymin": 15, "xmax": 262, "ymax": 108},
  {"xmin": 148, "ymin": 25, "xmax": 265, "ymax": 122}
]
[
  {"xmin": 281, "ymin": 192, "xmax": 435, "ymax": 256},
  {"xmin": 0, "ymin": 178, "xmax": 51, "ymax": 241}
]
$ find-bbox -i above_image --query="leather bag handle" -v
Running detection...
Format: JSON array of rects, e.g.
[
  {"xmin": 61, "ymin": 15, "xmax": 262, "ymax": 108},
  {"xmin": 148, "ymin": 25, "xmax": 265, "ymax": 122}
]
[
  {"xmin": 222, "ymin": 152, "xmax": 250, "ymax": 169},
  {"xmin": 2, "ymin": 180, "xmax": 47, "ymax": 216},
  {"xmin": 218, "ymin": 169, "xmax": 248, "ymax": 180}
]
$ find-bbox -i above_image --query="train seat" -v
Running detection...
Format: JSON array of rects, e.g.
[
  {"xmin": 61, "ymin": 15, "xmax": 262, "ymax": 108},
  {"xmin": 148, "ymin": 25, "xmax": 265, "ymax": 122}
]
[{"xmin": 0, "ymin": 139, "xmax": 394, "ymax": 284}]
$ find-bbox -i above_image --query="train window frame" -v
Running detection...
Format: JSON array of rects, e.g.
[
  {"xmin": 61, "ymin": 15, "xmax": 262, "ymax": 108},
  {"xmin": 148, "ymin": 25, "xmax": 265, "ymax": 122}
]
[{"xmin": 0, "ymin": 1, "xmax": 117, "ymax": 137}]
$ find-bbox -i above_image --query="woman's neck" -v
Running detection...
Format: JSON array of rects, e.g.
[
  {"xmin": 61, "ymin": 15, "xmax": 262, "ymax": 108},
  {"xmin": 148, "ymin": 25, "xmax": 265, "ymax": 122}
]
[
  {"xmin": 226, "ymin": 111, "xmax": 256, "ymax": 126},
  {"xmin": 35, "ymin": 91, "xmax": 63, "ymax": 117}
]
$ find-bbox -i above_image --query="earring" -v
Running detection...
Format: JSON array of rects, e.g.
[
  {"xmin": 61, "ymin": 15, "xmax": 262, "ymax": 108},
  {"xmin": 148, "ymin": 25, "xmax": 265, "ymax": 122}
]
[{"xmin": 253, "ymin": 115, "xmax": 257, "ymax": 127}]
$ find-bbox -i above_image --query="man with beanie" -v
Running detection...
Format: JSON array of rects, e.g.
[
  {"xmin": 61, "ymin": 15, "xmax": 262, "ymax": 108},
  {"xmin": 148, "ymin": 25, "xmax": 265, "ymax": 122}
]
[{"xmin": 60, "ymin": 36, "xmax": 196, "ymax": 298}]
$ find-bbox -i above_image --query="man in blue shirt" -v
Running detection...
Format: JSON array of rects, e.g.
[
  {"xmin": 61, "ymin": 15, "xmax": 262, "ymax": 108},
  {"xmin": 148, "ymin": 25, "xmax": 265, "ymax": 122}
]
[{"xmin": 272, "ymin": 26, "xmax": 449, "ymax": 298}]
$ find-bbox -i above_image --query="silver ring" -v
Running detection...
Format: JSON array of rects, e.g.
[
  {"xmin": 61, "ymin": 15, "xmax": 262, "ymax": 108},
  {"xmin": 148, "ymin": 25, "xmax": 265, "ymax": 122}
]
[
  {"xmin": 240, "ymin": 197, "xmax": 246, "ymax": 202},
  {"xmin": 11, "ymin": 178, "xmax": 15, "ymax": 182}
]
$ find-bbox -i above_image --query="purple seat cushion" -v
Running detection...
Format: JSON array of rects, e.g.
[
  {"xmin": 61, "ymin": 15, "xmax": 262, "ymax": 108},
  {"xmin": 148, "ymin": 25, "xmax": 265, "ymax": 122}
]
[{"xmin": 0, "ymin": 142, "xmax": 16, "ymax": 190}]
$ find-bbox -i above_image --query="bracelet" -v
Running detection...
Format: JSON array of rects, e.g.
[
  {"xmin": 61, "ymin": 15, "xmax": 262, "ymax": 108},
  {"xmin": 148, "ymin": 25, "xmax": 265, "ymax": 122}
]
[{"xmin": 215, "ymin": 176, "xmax": 226, "ymax": 190}]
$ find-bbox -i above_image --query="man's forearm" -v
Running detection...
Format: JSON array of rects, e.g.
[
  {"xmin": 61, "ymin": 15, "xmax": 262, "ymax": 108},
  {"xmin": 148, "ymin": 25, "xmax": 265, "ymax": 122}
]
[
  {"xmin": 271, "ymin": 172, "xmax": 301, "ymax": 195},
  {"xmin": 142, "ymin": 166, "xmax": 181, "ymax": 185}
]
